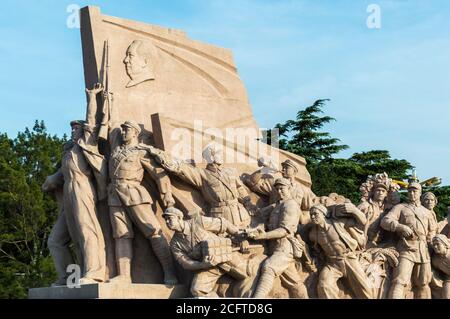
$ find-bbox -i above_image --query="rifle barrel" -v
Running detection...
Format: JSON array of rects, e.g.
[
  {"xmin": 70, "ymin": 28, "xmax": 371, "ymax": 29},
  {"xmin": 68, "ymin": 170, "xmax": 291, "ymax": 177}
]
[{"xmin": 105, "ymin": 39, "xmax": 110, "ymax": 93}]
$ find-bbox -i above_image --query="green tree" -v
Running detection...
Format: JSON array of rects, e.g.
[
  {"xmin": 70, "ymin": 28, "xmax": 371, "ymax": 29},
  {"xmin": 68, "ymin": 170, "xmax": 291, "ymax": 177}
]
[
  {"xmin": 0, "ymin": 121, "xmax": 65, "ymax": 298},
  {"xmin": 310, "ymin": 151, "xmax": 414, "ymax": 203},
  {"xmin": 268, "ymin": 100, "xmax": 415, "ymax": 205},
  {"xmin": 348, "ymin": 150, "xmax": 413, "ymax": 180},
  {"xmin": 275, "ymin": 99, "xmax": 349, "ymax": 163}
]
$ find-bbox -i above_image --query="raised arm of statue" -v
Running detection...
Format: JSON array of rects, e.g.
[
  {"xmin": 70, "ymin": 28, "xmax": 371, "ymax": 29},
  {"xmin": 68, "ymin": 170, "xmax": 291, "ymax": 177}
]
[
  {"xmin": 85, "ymin": 83, "xmax": 104, "ymax": 127},
  {"xmin": 147, "ymin": 147, "xmax": 203, "ymax": 189},
  {"xmin": 80, "ymin": 83, "xmax": 105, "ymax": 148},
  {"xmin": 338, "ymin": 202, "xmax": 367, "ymax": 227},
  {"xmin": 148, "ymin": 147, "xmax": 181, "ymax": 172},
  {"xmin": 244, "ymin": 170, "xmax": 274, "ymax": 196}
]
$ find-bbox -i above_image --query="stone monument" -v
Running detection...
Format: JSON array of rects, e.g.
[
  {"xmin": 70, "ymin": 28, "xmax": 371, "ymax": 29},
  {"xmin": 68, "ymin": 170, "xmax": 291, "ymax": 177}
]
[{"xmin": 28, "ymin": 6, "xmax": 449, "ymax": 299}]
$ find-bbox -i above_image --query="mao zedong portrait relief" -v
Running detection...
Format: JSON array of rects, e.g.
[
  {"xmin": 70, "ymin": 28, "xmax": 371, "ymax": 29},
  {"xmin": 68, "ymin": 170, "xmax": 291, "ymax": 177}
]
[{"xmin": 123, "ymin": 40, "xmax": 156, "ymax": 88}]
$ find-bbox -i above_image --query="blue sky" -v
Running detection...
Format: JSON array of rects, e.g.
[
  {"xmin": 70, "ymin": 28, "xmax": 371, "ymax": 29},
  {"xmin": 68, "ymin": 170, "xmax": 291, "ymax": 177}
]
[{"xmin": 1, "ymin": 0, "xmax": 449, "ymax": 184}]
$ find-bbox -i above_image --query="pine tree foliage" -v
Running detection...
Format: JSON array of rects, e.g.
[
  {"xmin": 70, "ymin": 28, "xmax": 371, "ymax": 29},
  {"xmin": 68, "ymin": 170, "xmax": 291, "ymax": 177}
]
[
  {"xmin": 0, "ymin": 121, "xmax": 66, "ymax": 298},
  {"xmin": 276, "ymin": 99, "xmax": 349, "ymax": 163}
]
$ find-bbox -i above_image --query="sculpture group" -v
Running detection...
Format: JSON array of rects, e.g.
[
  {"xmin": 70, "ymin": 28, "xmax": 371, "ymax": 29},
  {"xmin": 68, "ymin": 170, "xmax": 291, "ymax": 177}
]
[
  {"xmin": 42, "ymin": 82, "xmax": 450, "ymax": 299},
  {"xmin": 39, "ymin": 7, "xmax": 450, "ymax": 298}
]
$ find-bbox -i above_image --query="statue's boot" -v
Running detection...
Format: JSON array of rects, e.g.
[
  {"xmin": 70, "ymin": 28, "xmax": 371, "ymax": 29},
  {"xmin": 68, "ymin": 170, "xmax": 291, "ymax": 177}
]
[
  {"xmin": 48, "ymin": 238, "xmax": 74, "ymax": 287},
  {"xmin": 253, "ymin": 269, "xmax": 275, "ymax": 298},
  {"xmin": 192, "ymin": 291, "xmax": 219, "ymax": 299},
  {"xmin": 443, "ymin": 282, "xmax": 450, "ymax": 299},
  {"xmin": 289, "ymin": 283, "xmax": 309, "ymax": 299},
  {"xmin": 389, "ymin": 283, "xmax": 405, "ymax": 299},
  {"xmin": 150, "ymin": 233, "xmax": 178, "ymax": 285},
  {"xmin": 414, "ymin": 285, "xmax": 431, "ymax": 299},
  {"xmin": 109, "ymin": 238, "xmax": 132, "ymax": 284}
]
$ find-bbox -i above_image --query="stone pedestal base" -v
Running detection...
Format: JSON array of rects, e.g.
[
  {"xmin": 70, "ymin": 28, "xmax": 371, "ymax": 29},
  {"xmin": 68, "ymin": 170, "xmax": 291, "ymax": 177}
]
[{"xmin": 28, "ymin": 283, "xmax": 189, "ymax": 299}]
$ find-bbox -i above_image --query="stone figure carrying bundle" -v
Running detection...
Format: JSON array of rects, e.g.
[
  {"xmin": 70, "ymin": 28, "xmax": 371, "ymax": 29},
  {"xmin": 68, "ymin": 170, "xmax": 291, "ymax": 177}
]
[
  {"xmin": 308, "ymin": 203, "xmax": 373, "ymax": 299},
  {"xmin": 430, "ymin": 234, "xmax": 450, "ymax": 299},
  {"xmin": 163, "ymin": 207, "xmax": 254, "ymax": 297}
]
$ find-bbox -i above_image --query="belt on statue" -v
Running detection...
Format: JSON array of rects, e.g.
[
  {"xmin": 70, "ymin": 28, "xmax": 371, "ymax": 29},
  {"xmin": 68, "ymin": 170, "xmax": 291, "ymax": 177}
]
[
  {"xmin": 211, "ymin": 199, "xmax": 239, "ymax": 208},
  {"xmin": 110, "ymin": 179, "xmax": 141, "ymax": 186}
]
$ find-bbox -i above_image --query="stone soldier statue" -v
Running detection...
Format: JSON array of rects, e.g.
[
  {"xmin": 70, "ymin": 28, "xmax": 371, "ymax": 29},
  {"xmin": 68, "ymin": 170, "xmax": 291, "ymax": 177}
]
[
  {"xmin": 421, "ymin": 191, "xmax": 440, "ymax": 297},
  {"xmin": 42, "ymin": 84, "xmax": 108, "ymax": 285},
  {"xmin": 358, "ymin": 178, "xmax": 374, "ymax": 203},
  {"xmin": 162, "ymin": 207, "xmax": 248, "ymax": 297},
  {"xmin": 248, "ymin": 178, "xmax": 309, "ymax": 298},
  {"xmin": 308, "ymin": 204, "xmax": 373, "ymax": 299},
  {"xmin": 381, "ymin": 182, "xmax": 437, "ymax": 299},
  {"xmin": 357, "ymin": 173, "xmax": 399, "ymax": 247},
  {"xmin": 430, "ymin": 234, "xmax": 450, "ymax": 299},
  {"xmin": 421, "ymin": 192, "xmax": 439, "ymax": 226},
  {"xmin": 108, "ymin": 120, "xmax": 177, "ymax": 285},
  {"xmin": 244, "ymin": 159, "xmax": 316, "ymax": 225},
  {"xmin": 148, "ymin": 143, "xmax": 252, "ymax": 228}
]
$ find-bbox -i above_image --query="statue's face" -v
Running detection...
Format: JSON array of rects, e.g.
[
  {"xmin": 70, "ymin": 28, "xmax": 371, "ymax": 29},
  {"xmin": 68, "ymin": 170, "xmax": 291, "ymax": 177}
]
[
  {"xmin": 281, "ymin": 165, "xmax": 295, "ymax": 179},
  {"xmin": 165, "ymin": 216, "xmax": 183, "ymax": 232},
  {"xmin": 310, "ymin": 208, "xmax": 326, "ymax": 226},
  {"xmin": 203, "ymin": 146, "xmax": 224, "ymax": 166},
  {"xmin": 71, "ymin": 124, "xmax": 83, "ymax": 141},
  {"xmin": 123, "ymin": 45, "xmax": 147, "ymax": 78},
  {"xmin": 422, "ymin": 196, "xmax": 436, "ymax": 210},
  {"xmin": 373, "ymin": 187, "xmax": 387, "ymax": 202},
  {"xmin": 408, "ymin": 188, "xmax": 421, "ymax": 203},
  {"xmin": 432, "ymin": 241, "xmax": 447, "ymax": 256},
  {"xmin": 388, "ymin": 191, "xmax": 401, "ymax": 205},
  {"xmin": 257, "ymin": 158, "xmax": 265, "ymax": 167},
  {"xmin": 121, "ymin": 126, "xmax": 137, "ymax": 144},
  {"xmin": 360, "ymin": 188, "xmax": 369, "ymax": 199},
  {"xmin": 276, "ymin": 184, "xmax": 291, "ymax": 200}
]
